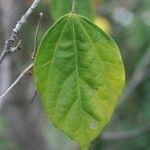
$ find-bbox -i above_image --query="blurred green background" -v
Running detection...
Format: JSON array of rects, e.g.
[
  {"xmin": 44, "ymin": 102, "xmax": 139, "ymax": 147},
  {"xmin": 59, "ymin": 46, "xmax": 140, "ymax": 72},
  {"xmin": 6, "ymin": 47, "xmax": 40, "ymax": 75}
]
[{"xmin": 0, "ymin": 0, "xmax": 150, "ymax": 150}]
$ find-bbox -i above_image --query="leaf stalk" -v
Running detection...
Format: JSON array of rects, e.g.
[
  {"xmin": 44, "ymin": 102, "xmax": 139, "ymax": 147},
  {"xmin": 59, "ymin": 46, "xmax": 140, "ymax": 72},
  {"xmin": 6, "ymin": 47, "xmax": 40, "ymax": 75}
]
[{"xmin": 71, "ymin": 0, "xmax": 76, "ymax": 13}]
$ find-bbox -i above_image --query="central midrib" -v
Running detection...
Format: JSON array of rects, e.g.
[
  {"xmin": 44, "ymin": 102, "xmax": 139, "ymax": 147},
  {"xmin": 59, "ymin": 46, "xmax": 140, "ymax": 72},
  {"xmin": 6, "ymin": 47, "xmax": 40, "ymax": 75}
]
[
  {"xmin": 72, "ymin": 16, "xmax": 89, "ymax": 144},
  {"xmin": 72, "ymin": 17, "xmax": 80, "ymax": 105}
]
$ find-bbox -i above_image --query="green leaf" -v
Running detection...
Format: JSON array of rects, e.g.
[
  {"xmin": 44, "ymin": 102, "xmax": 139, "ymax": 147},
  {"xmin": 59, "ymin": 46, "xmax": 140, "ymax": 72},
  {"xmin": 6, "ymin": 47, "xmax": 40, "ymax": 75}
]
[
  {"xmin": 50, "ymin": 0, "xmax": 94, "ymax": 21},
  {"xmin": 34, "ymin": 14, "xmax": 125, "ymax": 149}
]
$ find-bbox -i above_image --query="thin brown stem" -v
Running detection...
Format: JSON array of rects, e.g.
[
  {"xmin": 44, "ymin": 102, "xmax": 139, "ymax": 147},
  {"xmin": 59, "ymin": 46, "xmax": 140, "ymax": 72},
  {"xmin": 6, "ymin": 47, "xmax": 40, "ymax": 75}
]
[{"xmin": 32, "ymin": 12, "xmax": 43, "ymax": 60}]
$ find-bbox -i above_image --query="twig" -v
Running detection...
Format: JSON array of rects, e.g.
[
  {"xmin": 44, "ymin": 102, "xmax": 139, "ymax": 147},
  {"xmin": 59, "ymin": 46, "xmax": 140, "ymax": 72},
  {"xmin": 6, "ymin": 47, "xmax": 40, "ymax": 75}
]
[
  {"xmin": 101, "ymin": 122, "xmax": 150, "ymax": 140},
  {"xmin": 32, "ymin": 12, "xmax": 43, "ymax": 60},
  {"xmin": 0, "ymin": 0, "xmax": 41, "ymax": 63},
  {"xmin": 0, "ymin": 63, "xmax": 33, "ymax": 109}
]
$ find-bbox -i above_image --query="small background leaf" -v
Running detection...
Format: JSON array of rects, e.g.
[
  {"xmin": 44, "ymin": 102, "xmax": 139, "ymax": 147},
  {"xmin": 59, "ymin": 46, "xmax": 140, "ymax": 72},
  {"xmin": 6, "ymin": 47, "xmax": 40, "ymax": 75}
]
[
  {"xmin": 34, "ymin": 14, "xmax": 125, "ymax": 149},
  {"xmin": 49, "ymin": 0, "xmax": 94, "ymax": 21}
]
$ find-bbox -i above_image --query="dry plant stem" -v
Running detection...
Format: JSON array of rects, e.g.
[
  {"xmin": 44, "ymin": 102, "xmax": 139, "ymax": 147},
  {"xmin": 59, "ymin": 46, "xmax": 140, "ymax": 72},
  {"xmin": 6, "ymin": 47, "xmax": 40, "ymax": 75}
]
[
  {"xmin": 0, "ymin": 63, "xmax": 33, "ymax": 109},
  {"xmin": 0, "ymin": 0, "xmax": 41, "ymax": 63},
  {"xmin": 32, "ymin": 12, "xmax": 44, "ymax": 60}
]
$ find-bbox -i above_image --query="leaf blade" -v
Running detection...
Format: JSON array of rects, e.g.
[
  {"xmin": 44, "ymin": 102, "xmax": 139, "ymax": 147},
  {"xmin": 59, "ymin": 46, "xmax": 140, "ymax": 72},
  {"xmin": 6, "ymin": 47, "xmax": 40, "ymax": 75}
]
[{"xmin": 34, "ymin": 14, "xmax": 125, "ymax": 149}]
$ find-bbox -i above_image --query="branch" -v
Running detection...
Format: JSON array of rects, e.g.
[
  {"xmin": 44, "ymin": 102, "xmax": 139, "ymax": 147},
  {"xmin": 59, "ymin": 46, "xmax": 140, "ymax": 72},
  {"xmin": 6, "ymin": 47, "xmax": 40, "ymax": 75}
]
[
  {"xmin": 101, "ymin": 122, "xmax": 150, "ymax": 140},
  {"xmin": 0, "ymin": 63, "xmax": 33, "ymax": 109},
  {"xmin": 0, "ymin": 0, "xmax": 41, "ymax": 63}
]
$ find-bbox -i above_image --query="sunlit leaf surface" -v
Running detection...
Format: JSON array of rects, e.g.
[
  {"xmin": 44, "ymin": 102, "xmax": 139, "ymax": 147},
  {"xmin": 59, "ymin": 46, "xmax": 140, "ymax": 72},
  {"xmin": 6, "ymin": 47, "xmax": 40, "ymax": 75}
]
[{"xmin": 34, "ymin": 13, "xmax": 125, "ymax": 149}]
